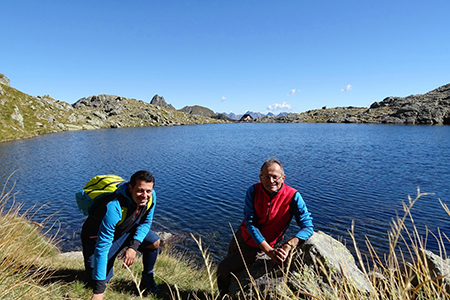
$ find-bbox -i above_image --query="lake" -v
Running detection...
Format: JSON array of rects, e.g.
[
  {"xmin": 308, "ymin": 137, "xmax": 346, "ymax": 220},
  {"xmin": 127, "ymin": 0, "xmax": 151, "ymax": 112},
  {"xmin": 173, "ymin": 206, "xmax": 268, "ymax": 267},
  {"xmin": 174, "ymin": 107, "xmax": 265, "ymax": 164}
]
[{"xmin": 0, "ymin": 123, "xmax": 449, "ymax": 261}]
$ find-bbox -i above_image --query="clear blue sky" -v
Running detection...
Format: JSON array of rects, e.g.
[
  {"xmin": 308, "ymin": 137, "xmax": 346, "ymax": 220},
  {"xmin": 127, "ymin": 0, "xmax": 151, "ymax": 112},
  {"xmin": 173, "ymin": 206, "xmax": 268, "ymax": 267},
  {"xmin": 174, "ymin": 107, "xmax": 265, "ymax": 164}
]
[{"xmin": 2, "ymin": 0, "xmax": 449, "ymax": 115}]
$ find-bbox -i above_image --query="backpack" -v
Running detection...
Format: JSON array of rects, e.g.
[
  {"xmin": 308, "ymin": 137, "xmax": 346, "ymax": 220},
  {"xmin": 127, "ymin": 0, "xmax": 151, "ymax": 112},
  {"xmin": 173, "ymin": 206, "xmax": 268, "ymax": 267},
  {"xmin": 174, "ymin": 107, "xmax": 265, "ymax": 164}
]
[{"xmin": 75, "ymin": 174, "xmax": 126, "ymax": 216}]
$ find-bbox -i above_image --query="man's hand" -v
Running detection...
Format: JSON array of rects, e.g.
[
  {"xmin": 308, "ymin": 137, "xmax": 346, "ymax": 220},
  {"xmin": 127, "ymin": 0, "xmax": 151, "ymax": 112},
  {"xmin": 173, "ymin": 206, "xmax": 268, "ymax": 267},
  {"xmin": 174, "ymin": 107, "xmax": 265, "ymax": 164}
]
[
  {"xmin": 259, "ymin": 238, "xmax": 300, "ymax": 264},
  {"xmin": 268, "ymin": 247, "xmax": 289, "ymax": 263},
  {"xmin": 91, "ymin": 293, "xmax": 104, "ymax": 300},
  {"xmin": 259, "ymin": 241, "xmax": 287, "ymax": 264},
  {"xmin": 119, "ymin": 248, "xmax": 137, "ymax": 268}
]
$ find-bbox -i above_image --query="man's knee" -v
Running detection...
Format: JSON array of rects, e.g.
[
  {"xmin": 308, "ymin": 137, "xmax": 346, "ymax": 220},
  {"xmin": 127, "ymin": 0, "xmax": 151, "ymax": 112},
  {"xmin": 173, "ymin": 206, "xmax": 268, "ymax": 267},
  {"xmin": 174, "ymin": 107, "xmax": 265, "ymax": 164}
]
[{"xmin": 146, "ymin": 238, "xmax": 160, "ymax": 250}]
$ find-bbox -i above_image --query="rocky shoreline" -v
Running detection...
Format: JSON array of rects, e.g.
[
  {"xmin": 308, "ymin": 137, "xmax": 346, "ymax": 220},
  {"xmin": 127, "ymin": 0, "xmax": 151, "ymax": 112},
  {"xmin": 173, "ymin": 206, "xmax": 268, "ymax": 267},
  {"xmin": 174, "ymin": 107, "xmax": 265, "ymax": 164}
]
[
  {"xmin": 228, "ymin": 230, "xmax": 450, "ymax": 298},
  {"xmin": 1, "ymin": 72, "xmax": 449, "ymax": 143},
  {"xmin": 0, "ymin": 73, "xmax": 228, "ymax": 143},
  {"xmin": 256, "ymin": 83, "xmax": 450, "ymax": 125}
]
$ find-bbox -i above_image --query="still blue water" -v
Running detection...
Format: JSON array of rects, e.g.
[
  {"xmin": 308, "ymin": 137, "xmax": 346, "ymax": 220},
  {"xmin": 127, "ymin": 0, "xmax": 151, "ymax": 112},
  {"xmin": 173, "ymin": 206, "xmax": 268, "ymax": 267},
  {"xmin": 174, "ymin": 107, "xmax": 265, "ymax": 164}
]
[{"xmin": 0, "ymin": 123, "xmax": 449, "ymax": 261}]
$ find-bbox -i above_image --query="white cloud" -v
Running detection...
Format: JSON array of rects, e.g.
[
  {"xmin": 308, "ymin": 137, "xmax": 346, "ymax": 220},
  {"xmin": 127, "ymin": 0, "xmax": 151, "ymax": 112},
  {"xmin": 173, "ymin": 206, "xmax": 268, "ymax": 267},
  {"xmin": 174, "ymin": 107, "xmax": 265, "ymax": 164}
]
[
  {"xmin": 287, "ymin": 89, "xmax": 297, "ymax": 96},
  {"xmin": 341, "ymin": 84, "xmax": 352, "ymax": 92},
  {"xmin": 268, "ymin": 102, "xmax": 292, "ymax": 111},
  {"xmin": 221, "ymin": 96, "xmax": 226, "ymax": 101}
]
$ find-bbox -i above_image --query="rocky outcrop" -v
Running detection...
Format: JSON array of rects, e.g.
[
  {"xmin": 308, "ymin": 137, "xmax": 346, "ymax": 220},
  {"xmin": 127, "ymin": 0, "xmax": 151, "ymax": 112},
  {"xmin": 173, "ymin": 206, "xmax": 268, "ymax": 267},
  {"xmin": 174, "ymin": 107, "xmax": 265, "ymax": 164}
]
[
  {"xmin": 420, "ymin": 249, "xmax": 450, "ymax": 293},
  {"xmin": 150, "ymin": 94, "xmax": 176, "ymax": 110},
  {"xmin": 0, "ymin": 77, "xmax": 228, "ymax": 143},
  {"xmin": 73, "ymin": 94, "xmax": 126, "ymax": 114},
  {"xmin": 227, "ymin": 231, "xmax": 450, "ymax": 299},
  {"xmin": 179, "ymin": 105, "xmax": 217, "ymax": 118},
  {"xmin": 229, "ymin": 231, "xmax": 373, "ymax": 298},
  {"xmin": 0, "ymin": 73, "xmax": 10, "ymax": 86},
  {"xmin": 368, "ymin": 83, "xmax": 450, "ymax": 125},
  {"xmin": 256, "ymin": 83, "xmax": 450, "ymax": 125},
  {"xmin": 71, "ymin": 94, "xmax": 227, "ymax": 129}
]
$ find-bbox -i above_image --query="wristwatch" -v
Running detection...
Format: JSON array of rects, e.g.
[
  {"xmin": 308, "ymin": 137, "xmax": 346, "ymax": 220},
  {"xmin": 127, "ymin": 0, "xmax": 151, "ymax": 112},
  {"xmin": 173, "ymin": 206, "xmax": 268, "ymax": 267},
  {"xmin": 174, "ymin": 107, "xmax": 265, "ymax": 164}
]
[{"xmin": 286, "ymin": 240, "xmax": 295, "ymax": 248}]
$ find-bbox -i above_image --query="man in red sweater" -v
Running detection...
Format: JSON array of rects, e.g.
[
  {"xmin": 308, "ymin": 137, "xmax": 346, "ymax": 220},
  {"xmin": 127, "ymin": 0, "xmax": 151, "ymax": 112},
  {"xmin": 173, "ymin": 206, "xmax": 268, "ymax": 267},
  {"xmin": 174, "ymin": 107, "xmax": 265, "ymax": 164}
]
[{"xmin": 217, "ymin": 158, "xmax": 314, "ymax": 295}]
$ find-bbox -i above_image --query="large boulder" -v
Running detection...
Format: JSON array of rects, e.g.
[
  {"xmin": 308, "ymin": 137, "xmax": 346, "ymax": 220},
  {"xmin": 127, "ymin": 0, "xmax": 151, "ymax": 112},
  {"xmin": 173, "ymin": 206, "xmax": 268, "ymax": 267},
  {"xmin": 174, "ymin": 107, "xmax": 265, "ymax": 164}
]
[
  {"xmin": 229, "ymin": 231, "xmax": 373, "ymax": 298},
  {"xmin": 420, "ymin": 249, "xmax": 450, "ymax": 293},
  {"xmin": 73, "ymin": 94, "xmax": 127, "ymax": 116},
  {"xmin": 300, "ymin": 231, "xmax": 372, "ymax": 293}
]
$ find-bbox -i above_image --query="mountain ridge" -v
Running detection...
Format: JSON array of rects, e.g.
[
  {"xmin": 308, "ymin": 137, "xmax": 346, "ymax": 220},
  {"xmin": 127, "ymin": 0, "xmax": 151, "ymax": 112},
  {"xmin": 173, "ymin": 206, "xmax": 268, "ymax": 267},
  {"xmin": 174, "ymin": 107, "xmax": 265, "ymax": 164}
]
[
  {"xmin": 0, "ymin": 73, "xmax": 227, "ymax": 143},
  {"xmin": 1, "ymin": 72, "xmax": 449, "ymax": 143}
]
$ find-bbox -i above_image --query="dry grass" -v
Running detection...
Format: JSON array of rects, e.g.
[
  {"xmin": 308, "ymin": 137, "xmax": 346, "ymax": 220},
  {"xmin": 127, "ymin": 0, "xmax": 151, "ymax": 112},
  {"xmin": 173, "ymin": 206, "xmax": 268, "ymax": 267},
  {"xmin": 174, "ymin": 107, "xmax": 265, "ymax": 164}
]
[
  {"xmin": 0, "ymin": 173, "xmax": 61, "ymax": 299},
  {"xmin": 187, "ymin": 188, "xmax": 450, "ymax": 300},
  {"xmin": 0, "ymin": 171, "xmax": 448, "ymax": 300}
]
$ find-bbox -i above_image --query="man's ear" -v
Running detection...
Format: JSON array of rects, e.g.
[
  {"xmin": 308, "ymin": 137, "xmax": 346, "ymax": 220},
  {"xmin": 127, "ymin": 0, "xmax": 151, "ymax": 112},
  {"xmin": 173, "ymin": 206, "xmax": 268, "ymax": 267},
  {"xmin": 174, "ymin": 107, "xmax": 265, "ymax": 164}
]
[{"xmin": 128, "ymin": 183, "xmax": 133, "ymax": 192}]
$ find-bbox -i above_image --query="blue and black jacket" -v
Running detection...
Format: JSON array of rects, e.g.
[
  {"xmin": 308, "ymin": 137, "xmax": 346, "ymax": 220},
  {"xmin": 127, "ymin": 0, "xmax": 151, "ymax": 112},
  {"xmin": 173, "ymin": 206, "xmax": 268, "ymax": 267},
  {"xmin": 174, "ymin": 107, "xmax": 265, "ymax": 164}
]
[{"xmin": 81, "ymin": 183, "xmax": 156, "ymax": 283}]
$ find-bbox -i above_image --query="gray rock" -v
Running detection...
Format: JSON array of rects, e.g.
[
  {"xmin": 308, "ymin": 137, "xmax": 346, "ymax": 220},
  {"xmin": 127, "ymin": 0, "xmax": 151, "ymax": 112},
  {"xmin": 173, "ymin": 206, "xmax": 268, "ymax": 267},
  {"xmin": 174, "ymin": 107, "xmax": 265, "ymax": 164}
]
[
  {"xmin": 73, "ymin": 94, "xmax": 127, "ymax": 115},
  {"xmin": 0, "ymin": 73, "xmax": 10, "ymax": 86},
  {"xmin": 65, "ymin": 124, "xmax": 84, "ymax": 131},
  {"xmin": 150, "ymin": 94, "xmax": 176, "ymax": 110},
  {"xmin": 380, "ymin": 116, "xmax": 405, "ymax": 124},
  {"xmin": 301, "ymin": 231, "xmax": 372, "ymax": 293},
  {"xmin": 229, "ymin": 231, "xmax": 373, "ymax": 298},
  {"xmin": 93, "ymin": 111, "xmax": 107, "ymax": 120},
  {"xmin": 83, "ymin": 124, "xmax": 98, "ymax": 130},
  {"xmin": 421, "ymin": 249, "xmax": 450, "ymax": 293},
  {"xmin": 11, "ymin": 106, "xmax": 24, "ymax": 128},
  {"xmin": 68, "ymin": 113, "xmax": 84, "ymax": 123},
  {"xmin": 47, "ymin": 115, "xmax": 56, "ymax": 123},
  {"xmin": 86, "ymin": 118, "xmax": 104, "ymax": 127},
  {"xmin": 59, "ymin": 251, "xmax": 84, "ymax": 260}
]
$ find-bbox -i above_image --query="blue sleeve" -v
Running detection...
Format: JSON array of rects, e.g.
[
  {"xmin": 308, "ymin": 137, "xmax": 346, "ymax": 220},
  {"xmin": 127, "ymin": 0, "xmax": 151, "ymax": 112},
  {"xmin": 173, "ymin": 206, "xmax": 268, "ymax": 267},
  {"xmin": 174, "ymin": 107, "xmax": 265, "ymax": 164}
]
[
  {"xmin": 243, "ymin": 186, "xmax": 265, "ymax": 245},
  {"xmin": 93, "ymin": 200, "xmax": 122, "ymax": 281},
  {"xmin": 292, "ymin": 192, "xmax": 314, "ymax": 241},
  {"xmin": 132, "ymin": 189, "xmax": 156, "ymax": 242}
]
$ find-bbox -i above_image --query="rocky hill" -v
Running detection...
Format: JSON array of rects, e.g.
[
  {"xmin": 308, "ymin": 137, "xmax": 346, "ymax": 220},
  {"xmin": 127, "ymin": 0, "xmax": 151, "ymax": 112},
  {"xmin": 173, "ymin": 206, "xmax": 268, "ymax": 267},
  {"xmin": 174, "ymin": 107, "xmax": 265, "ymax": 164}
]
[
  {"xmin": 0, "ymin": 73, "xmax": 227, "ymax": 143},
  {"xmin": 178, "ymin": 105, "xmax": 217, "ymax": 118},
  {"xmin": 150, "ymin": 94, "xmax": 176, "ymax": 110},
  {"xmin": 256, "ymin": 83, "xmax": 450, "ymax": 125}
]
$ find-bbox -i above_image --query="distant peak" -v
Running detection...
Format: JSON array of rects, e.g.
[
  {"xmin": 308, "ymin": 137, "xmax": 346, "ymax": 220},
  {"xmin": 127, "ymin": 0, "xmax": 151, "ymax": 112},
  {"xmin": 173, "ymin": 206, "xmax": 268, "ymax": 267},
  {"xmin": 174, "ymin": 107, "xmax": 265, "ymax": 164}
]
[{"xmin": 150, "ymin": 94, "xmax": 176, "ymax": 110}]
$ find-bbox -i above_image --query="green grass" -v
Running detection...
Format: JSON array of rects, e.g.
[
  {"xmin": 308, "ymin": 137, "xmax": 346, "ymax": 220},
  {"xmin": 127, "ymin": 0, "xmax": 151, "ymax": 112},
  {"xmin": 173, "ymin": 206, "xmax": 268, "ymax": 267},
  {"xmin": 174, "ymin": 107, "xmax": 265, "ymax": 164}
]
[{"xmin": 0, "ymin": 81, "xmax": 229, "ymax": 143}]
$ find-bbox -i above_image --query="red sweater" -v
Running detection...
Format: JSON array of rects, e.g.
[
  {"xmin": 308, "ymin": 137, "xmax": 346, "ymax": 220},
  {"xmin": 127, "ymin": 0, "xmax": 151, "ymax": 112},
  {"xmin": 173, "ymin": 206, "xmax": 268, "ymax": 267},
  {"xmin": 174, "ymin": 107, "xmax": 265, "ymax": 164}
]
[{"xmin": 240, "ymin": 182, "xmax": 297, "ymax": 247}]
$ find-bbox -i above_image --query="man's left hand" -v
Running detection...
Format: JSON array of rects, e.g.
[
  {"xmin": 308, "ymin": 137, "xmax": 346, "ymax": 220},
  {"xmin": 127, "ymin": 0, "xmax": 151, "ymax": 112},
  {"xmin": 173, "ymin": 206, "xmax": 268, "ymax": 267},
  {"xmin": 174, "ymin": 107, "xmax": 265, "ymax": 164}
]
[
  {"xmin": 119, "ymin": 248, "xmax": 137, "ymax": 268},
  {"xmin": 272, "ymin": 247, "xmax": 289, "ymax": 263}
]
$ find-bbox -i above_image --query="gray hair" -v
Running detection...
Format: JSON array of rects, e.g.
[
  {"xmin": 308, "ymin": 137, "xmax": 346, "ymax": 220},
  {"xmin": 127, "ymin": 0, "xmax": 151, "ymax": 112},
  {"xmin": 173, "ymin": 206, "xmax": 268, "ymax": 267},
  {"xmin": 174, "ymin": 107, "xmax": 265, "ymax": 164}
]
[{"xmin": 260, "ymin": 158, "xmax": 285, "ymax": 176}]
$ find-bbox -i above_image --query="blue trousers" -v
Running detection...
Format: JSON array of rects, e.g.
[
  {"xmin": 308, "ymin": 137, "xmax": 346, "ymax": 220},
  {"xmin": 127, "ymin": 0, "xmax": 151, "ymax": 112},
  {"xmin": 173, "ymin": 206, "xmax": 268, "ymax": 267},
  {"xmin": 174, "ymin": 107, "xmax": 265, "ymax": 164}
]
[{"xmin": 82, "ymin": 226, "xmax": 160, "ymax": 285}]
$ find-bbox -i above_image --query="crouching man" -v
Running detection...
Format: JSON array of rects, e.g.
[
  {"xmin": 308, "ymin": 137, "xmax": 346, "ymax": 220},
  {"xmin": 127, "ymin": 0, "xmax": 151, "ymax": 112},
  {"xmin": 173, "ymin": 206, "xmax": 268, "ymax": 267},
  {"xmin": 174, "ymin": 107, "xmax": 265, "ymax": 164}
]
[
  {"xmin": 81, "ymin": 170, "xmax": 160, "ymax": 300},
  {"xmin": 217, "ymin": 158, "xmax": 314, "ymax": 295}
]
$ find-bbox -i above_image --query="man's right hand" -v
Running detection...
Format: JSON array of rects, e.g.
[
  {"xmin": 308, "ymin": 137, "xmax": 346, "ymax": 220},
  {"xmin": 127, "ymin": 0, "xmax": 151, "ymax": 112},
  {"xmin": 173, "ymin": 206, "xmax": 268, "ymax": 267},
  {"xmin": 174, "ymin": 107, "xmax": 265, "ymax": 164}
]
[{"xmin": 91, "ymin": 293, "xmax": 104, "ymax": 300}]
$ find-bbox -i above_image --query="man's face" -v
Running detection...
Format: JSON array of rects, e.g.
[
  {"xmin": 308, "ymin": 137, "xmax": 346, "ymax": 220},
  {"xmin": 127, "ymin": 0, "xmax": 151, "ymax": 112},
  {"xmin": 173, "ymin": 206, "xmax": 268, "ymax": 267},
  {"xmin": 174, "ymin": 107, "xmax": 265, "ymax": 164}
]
[
  {"xmin": 128, "ymin": 179, "xmax": 154, "ymax": 206},
  {"xmin": 259, "ymin": 163, "xmax": 286, "ymax": 193}
]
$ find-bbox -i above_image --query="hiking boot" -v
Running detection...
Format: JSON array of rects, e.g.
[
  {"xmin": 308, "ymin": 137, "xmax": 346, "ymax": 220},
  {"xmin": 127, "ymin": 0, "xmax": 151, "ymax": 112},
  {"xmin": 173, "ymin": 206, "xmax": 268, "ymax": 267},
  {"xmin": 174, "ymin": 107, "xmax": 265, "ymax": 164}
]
[{"xmin": 140, "ymin": 272, "xmax": 160, "ymax": 293}]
